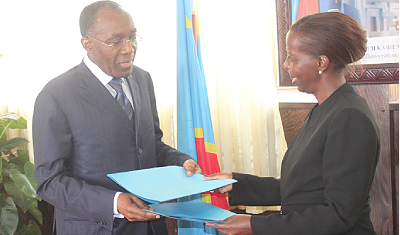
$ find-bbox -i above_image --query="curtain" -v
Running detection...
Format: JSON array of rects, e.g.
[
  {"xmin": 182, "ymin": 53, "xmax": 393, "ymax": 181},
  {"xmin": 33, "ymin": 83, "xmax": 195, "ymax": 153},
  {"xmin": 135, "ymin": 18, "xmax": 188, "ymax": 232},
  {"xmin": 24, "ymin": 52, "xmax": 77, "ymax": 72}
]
[{"xmin": 197, "ymin": 0, "xmax": 287, "ymax": 213}]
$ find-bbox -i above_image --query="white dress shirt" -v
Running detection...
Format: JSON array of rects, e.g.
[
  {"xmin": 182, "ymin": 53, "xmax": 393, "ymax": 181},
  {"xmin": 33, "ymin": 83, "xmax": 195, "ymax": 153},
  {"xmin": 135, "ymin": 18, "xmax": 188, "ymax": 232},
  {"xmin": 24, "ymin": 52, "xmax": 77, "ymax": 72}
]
[{"xmin": 83, "ymin": 56, "xmax": 134, "ymax": 109}]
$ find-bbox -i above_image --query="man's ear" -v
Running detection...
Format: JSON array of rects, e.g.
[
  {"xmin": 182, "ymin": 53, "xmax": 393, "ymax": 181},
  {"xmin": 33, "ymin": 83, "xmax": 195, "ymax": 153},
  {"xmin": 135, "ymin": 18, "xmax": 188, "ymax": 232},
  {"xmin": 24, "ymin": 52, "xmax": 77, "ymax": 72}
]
[
  {"xmin": 81, "ymin": 37, "xmax": 94, "ymax": 54},
  {"xmin": 317, "ymin": 55, "xmax": 329, "ymax": 73}
]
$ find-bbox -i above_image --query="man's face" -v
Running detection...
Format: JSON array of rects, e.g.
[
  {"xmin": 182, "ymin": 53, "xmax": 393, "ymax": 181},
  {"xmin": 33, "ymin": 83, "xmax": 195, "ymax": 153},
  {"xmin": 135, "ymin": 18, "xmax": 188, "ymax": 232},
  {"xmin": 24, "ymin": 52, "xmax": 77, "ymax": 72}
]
[{"xmin": 87, "ymin": 9, "xmax": 137, "ymax": 78}]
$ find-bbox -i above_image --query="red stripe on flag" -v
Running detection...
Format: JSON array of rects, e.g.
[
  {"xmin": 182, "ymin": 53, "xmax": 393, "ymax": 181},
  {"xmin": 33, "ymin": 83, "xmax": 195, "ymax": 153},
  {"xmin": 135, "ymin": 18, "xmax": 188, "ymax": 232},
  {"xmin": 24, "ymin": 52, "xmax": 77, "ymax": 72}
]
[
  {"xmin": 195, "ymin": 137, "xmax": 229, "ymax": 210},
  {"xmin": 297, "ymin": 0, "xmax": 319, "ymax": 20},
  {"xmin": 195, "ymin": 137, "xmax": 220, "ymax": 175},
  {"xmin": 192, "ymin": 12, "xmax": 198, "ymax": 51},
  {"xmin": 202, "ymin": 191, "xmax": 229, "ymax": 209}
]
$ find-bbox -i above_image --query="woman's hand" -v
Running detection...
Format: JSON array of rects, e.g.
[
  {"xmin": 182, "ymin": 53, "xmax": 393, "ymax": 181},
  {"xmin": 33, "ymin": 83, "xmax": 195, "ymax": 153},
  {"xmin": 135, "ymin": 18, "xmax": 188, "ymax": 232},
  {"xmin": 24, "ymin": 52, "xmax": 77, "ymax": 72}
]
[
  {"xmin": 206, "ymin": 214, "xmax": 252, "ymax": 235},
  {"xmin": 204, "ymin": 173, "xmax": 233, "ymax": 194}
]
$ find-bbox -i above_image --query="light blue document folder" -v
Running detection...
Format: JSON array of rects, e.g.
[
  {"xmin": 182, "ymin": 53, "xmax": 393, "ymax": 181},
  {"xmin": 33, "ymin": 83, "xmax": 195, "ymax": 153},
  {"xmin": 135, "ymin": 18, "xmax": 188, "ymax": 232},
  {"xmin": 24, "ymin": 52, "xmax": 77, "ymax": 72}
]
[
  {"xmin": 107, "ymin": 166, "xmax": 237, "ymax": 222},
  {"xmin": 107, "ymin": 165, "xmax": 236, "ymax": 203},
  {"xmin": 147, "ymin": 200, "xmax": 235, "ymax": 223}
]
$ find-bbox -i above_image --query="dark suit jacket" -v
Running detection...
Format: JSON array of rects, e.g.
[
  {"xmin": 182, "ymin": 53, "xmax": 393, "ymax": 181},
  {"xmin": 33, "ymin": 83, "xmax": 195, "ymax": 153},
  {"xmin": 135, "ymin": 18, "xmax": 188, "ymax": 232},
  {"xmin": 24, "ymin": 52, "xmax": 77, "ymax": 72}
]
[
  {"xmin": 229, "ymin": 83, "xmax": 380, "ymax": 235},
  {"xmin": 33, "ymin": 61, "xmax": 192, "ymax": 235}
]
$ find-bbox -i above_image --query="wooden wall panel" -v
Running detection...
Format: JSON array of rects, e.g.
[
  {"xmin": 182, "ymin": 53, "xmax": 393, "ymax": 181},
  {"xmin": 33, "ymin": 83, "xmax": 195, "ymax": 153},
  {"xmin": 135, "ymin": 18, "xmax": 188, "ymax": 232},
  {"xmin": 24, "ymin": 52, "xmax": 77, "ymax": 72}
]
[
  {"xmin": 392, "ymin": 109, "xmax": 400, "ymax": 234},
  {"xmin": 279, "ymin": 103, "xmax": 315, "ymax": 146},
  {"xmin": 353, "ymin": 84, "xmax": 396, "ymax": 235},
  {"xmin": 390, "ymin": 101, "xmax": 399, "ymax": 235}
]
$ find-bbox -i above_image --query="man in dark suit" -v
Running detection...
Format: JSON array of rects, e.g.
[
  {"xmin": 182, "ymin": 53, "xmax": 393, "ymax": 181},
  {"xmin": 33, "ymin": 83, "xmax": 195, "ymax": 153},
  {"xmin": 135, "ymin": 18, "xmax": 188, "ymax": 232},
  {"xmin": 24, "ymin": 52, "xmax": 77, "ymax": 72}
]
[{"xmin": 33, "ymin": 1, "xmax": 201, "ymax": 234}]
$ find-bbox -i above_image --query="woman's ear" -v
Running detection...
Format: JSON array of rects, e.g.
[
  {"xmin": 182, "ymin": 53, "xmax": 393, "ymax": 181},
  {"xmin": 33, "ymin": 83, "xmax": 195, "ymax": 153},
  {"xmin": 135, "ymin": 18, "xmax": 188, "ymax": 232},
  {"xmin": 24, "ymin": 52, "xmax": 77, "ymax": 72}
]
[{"xmin": 317, "ymin": 55, "xmax": 329, "ymax": 74}]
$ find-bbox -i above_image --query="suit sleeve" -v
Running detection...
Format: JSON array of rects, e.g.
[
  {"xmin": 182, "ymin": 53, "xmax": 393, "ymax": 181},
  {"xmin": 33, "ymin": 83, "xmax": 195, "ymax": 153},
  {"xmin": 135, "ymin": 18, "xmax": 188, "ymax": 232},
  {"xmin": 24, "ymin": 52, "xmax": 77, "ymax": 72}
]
[
  {"xmin": 145, "ymin": 72, "xmax": 193, "ymax": 166},
  {"xmin": 33, "ymin": 91, "xmax": 116, "ymax": 231},
  {"xmin": 229, "ymin": 173, "xmax": 281, "ymax": 206},
  {"xmin": 249, "ymin": 108, "xmax": 379, "ymax": 235}
]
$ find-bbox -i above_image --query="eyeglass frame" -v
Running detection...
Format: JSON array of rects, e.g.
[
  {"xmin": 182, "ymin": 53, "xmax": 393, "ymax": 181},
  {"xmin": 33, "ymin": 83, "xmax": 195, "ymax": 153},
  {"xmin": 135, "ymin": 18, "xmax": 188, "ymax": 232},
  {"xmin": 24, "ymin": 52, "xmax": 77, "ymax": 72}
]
[{"xmin": 85, "ymin": 34, "xmax": 140, "ymax": 49}]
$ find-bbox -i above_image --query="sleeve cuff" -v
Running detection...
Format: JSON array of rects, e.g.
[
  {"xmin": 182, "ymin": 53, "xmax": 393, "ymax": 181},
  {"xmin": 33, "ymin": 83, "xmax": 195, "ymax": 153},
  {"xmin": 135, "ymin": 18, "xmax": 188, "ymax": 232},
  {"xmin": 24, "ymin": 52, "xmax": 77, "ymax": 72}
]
[{"xmin": 113, "ymin": 192, "xmax": 125, "ymax": 219}]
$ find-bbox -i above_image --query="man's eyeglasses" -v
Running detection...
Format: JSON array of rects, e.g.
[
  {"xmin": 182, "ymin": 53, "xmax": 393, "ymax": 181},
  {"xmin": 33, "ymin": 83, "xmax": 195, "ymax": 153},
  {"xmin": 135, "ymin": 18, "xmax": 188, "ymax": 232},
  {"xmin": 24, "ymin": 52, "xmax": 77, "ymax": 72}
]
[{"xmin": 86, "ymin": 35, "xmax": 141, "ymax": 49}]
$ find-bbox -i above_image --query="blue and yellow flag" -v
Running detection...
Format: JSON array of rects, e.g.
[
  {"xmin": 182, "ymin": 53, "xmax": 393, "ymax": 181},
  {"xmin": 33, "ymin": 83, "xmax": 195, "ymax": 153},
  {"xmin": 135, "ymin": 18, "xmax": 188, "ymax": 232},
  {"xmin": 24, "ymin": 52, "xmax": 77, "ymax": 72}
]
[{"xmin": 177, "ymin": 0, "xmax": 229, "ymax": 234}]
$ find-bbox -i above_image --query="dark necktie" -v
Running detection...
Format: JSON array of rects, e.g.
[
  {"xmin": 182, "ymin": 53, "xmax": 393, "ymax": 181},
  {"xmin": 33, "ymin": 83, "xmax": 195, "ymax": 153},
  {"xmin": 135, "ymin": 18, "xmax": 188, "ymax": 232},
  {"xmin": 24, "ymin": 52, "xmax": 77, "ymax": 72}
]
[{"xmin": 108, "ymin": 78, "xmax": 133, "ymax": 120}]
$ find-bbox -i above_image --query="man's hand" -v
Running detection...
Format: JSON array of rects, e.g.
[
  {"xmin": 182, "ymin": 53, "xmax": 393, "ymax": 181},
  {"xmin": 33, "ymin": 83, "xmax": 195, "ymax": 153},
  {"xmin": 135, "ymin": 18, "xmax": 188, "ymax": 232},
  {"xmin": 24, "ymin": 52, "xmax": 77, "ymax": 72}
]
[
  {"xmin": 117, "ymin": 193, "xmax": 160, "ymax": 222},
  {"xmin": 205, "ymin": 214, "xmax": 252, "ymax": 235},
  {"xmin": 204, "ymin": 173, "xmax": 233, "ymax": 194},
  {"xmin": 183, "ymin": 159, "xmax": 202, "ymax": 176}
]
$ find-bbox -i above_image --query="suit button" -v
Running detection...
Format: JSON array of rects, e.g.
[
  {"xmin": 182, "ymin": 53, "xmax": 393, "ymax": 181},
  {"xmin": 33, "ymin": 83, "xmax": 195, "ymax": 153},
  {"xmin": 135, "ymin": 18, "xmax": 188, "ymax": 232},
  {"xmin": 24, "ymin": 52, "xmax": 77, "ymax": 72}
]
[{"xmin": 138, "ymin": 148, "xmax": 143, "ymax": 155}]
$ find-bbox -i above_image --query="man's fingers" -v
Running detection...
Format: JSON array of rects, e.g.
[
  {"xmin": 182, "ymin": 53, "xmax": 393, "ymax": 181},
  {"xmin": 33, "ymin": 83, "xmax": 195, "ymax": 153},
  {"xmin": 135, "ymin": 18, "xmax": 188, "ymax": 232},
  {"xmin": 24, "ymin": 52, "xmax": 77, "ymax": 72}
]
[
  {"xmin": 186, "ymin": 163, "xmax": 195, "ymax": 177},
  {"xmin": 131, "ymin": 195, "xmax": 151, "ymax": 210},
  {"xmin": 126, "ymin": 209, "xmax": 160, "ymax": 222},
  {"xmin": 195, "ymin": 165, "xmax": 203, "ymax": 174},
  {"xmin": 124, "ymin": 205, "xmax": 161, "ymax": 222},
  {"xmin": 118, "ymin": 193, "xmax": 161, "ymax": 222},
  {"xmin": 183, "ymin": 159, "xmax": 202, "ymax": 176}
]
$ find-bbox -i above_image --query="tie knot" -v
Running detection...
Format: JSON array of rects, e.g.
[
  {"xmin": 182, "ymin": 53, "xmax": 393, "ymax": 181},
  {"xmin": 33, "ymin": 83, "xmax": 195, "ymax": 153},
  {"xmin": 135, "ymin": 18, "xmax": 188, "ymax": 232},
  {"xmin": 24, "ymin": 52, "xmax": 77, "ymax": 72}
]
[
  {"xmin": 109, "ymin": 78, "xmax": 123, "ymax": 92},
  {"xmin": 108, "ymin": 78, "xmax": 133, "ymax": 121}
]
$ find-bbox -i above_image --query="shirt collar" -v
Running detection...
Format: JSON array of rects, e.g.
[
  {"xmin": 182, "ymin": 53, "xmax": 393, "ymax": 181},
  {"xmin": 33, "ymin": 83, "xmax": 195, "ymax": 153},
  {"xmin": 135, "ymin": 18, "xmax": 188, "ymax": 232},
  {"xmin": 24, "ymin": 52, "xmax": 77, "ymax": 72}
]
[{"xmin": 83, "ymin": 55, "xmax": 113, "ymax": 86}]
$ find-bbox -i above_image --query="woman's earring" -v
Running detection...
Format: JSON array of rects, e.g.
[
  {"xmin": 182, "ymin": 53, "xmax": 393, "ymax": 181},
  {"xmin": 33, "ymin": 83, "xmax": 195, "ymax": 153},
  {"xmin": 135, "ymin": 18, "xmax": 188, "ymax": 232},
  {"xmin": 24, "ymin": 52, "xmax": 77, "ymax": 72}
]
[{"xmin": 318, "ymin": 71, "xmax": 322, "ymax": 75}]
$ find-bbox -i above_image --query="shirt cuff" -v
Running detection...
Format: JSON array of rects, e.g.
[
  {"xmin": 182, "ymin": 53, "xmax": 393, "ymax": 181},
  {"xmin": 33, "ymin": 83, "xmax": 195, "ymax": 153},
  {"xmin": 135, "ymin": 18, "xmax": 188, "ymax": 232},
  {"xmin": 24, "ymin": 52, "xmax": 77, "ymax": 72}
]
[{"xmin": 113, "ymin": 192, "xmax": 125, "ymax": 218}]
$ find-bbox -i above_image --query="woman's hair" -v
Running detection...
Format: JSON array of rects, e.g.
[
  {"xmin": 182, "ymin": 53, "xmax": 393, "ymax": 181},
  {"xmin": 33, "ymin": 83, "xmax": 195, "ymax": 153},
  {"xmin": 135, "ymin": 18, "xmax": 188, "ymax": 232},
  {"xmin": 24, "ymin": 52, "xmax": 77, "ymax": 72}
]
[
  {"xmin": 290, "ymin": 12, "xmax": 367, "ymax": 69},
  {"xmin": 79, "ymin": 1, "xmax": 122, "ymax": 37}
]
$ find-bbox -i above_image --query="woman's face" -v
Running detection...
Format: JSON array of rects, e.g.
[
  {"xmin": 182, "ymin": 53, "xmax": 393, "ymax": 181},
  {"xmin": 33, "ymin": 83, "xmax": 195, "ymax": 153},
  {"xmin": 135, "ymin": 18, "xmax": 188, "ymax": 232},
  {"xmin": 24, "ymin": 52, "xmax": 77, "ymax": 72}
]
[{"xmin": 283, "ymin": 31, "xmax": 320, "ymax": 94}]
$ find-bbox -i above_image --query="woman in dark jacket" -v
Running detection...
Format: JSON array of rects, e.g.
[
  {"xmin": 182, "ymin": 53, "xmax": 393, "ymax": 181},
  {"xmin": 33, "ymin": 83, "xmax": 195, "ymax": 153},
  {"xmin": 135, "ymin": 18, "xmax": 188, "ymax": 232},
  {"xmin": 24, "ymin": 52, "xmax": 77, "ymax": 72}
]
[{"xmin": 205, "ymin": 12, "xmax": 380, "ymax": 235}]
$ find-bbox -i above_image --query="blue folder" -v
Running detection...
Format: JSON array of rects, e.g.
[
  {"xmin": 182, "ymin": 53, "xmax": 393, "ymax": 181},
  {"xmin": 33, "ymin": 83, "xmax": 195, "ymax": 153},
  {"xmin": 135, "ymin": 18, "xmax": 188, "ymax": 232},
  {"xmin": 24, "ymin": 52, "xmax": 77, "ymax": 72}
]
[
  {"xmin": 107, "ymin": 166, "xmax": 237, "ymax": 222},
  {"xmin": 146, "ymin": 200, "xmax": 235, "ymax": 223}
]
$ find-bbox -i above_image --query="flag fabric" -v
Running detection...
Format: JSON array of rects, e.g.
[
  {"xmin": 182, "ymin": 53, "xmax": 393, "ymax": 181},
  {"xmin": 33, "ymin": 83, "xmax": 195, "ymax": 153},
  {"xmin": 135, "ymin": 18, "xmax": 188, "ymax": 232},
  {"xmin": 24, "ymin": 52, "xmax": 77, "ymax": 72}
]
[
  {"xmin": 291, "ymin": 0, "xmax": 361, "ymax": 26},
  {"xmin": 177, "ymin": 0, "xmax": 229, "ymax": 234},
  {"xmin": 291, "ymin": 0, "xmax": 320, "ymax": 24},
  {"xmin": 291, "ymin": 0, "xmax": 300, "ymax": 24},
  {"xmin": 319, "ymin": 0, "xmax": 329, "ymax": 13},
  {"xmin": 296, "ymin": 0, "xmax": 320, "ymax": 21}
]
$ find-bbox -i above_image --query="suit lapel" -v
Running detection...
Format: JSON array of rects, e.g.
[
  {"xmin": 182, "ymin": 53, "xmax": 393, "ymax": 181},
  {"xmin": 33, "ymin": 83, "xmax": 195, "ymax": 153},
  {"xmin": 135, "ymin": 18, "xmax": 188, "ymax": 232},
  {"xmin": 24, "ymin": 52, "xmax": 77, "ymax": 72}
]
[{"xmin": 76, "ymin": 62, "xmax": 135, "ymax": 133}]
